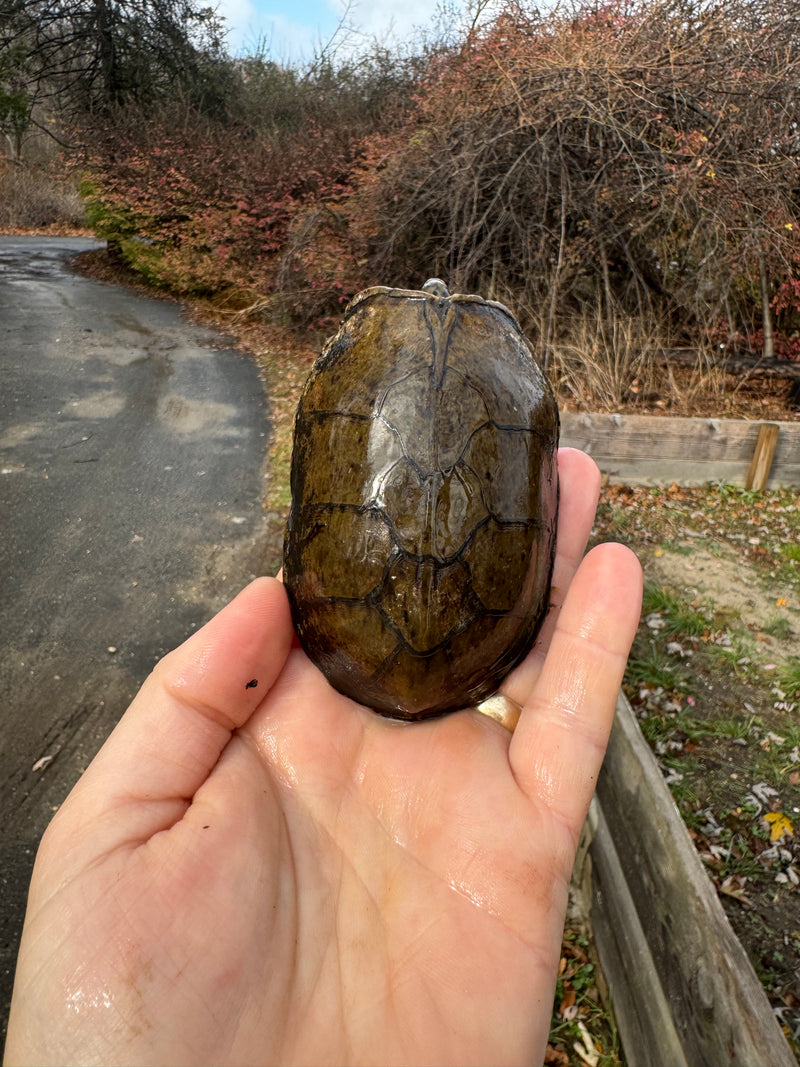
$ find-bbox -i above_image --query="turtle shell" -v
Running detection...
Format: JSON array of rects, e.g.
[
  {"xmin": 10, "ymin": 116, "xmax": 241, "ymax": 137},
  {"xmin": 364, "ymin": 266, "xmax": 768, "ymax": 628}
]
[{"xmin": 283, "ymin": 280, "xmax": 559, "ymax": 721}]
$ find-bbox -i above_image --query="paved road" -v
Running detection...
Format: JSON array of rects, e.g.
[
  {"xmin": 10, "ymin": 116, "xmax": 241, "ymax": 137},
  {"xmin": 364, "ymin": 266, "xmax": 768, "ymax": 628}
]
[{"xmin": 0, "ymin": 236, "xmax": 272, "ymax": 1044}]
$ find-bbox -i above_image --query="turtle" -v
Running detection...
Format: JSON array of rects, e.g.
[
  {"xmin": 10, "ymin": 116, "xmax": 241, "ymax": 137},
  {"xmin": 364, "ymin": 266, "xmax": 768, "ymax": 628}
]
[{"xmin": 283, "ymin": 278, "xmax": 559, "ymax": 720}]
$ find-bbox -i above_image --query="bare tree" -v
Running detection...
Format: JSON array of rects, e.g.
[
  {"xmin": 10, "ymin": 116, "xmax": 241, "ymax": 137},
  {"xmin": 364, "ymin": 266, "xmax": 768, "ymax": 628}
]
[
  {"xmin": 350, "ymin": 0, "xmax": 800, "ymax": 357},
  {"xmin": 0, "ymin": 0, "xmax": 229, "ymax": 120}
]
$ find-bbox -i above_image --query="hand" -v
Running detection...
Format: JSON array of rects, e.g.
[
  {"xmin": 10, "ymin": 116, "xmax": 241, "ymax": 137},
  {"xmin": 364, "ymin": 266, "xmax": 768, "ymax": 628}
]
[{"xmin": 5, "ymin": 448, "xmax": 642, "ymax": 1067}]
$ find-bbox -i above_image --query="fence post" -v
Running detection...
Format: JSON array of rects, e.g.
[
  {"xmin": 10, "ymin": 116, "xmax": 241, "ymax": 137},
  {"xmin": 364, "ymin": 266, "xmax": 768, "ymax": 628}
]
[{"xmin": 745, "ymin": 422, "xmax": 780, "ymax": 490}]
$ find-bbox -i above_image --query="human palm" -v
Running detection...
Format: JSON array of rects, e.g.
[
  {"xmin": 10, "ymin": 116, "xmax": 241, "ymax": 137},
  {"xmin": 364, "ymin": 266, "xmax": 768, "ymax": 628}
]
[{"xmin": 5, "ymin": 449, "xmax": 642, "ymax": 1067}]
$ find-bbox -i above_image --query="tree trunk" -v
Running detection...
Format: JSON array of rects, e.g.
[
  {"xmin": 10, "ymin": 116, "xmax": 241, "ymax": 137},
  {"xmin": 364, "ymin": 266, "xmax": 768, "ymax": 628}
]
[
  {"xmin": 758, "ymin": 253, "xmax": 774, "ymax": 360},
  {"xmin": 92, "ymin": 0, "xmax": 120, "ymax": 106}
]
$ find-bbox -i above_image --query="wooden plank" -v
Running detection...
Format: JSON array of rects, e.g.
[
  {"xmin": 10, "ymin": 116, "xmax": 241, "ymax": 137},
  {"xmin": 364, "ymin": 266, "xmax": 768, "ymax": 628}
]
[
  {"xmin": 746, "ymin": 423, "xmax": 780, "ymax": 490},
  {"xmin": 560, "ymin": 412, "xmax": 800, "ymax": 487},
  {"xmin": 580, "ymin": 802, "xmax": 689, "ymax": 1067},
  {"xmin": 578, "ymin": 693, "xmax": 796, "ymax": 1067}
]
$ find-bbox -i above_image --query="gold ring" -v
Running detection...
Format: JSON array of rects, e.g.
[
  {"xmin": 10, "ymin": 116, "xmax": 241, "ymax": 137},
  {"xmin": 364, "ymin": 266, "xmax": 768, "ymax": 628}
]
[{"xmin": 475, "ymin": 694, "xmax": 523, "ymax": 733}]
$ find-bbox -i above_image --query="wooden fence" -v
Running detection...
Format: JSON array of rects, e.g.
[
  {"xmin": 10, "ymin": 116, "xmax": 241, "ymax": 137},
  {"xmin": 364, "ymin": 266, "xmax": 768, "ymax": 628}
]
[
  {"xmin": 560, "ymin": 413, "xmax": 800, "ymax": 488},
  {"xmin": 573, "ymin": 694, "xmax": 796, "ymax": 1067}
]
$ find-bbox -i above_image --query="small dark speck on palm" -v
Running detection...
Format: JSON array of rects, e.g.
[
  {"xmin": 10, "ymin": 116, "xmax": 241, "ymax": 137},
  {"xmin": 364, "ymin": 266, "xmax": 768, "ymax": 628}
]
[{"xmin": 246, "ymin": 678, "xmax": 258, "ymax": 689}]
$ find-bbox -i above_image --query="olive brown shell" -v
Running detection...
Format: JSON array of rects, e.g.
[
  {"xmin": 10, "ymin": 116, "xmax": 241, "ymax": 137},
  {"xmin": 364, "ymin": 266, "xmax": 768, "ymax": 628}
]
[{"xmin": 283, "ymin": 281, "xmax": 559, "ymax": 721}]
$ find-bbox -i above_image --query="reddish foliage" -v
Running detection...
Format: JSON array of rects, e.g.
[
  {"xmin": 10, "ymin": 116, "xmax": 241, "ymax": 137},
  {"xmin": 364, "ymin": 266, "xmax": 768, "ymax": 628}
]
[
  {"xmin": 79, "ymin": 111, "xmax": 367, "ymax": 319},
  {"xmin": 78, "ymin": 0, "xmax": 800, "ymax": 351}
]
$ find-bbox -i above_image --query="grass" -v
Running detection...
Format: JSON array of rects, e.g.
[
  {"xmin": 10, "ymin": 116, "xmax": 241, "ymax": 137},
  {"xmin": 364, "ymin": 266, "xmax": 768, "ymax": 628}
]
[
  {"xmin": 704, "ymin": 633, "xmax": 757, "ymax": 679},
  {"xmin": 625, "ymin": 641, "xmax": 689, "ymax": 691},
  {"xmin": 778, "ymin": 661, "xmax": 800, "ymax": 700},
  {"xmin": 680, "ymin": 714, "xmax": 756, "ymax": 743},
  {"xmin": 548, "ymin": 930, "xmax": 624, "ymax": 1066},
  {"xmin": 764, "ymin": 616, "xmax": 794, "ymax": 640},
  {"xmin": 595, "ymin": 481, "xmax": 800, "ymax": 1056},
  {"xmin": 661, "ymin": 542, "xmax": 695, "ymax": 556},
  {"xmin": 660, "ymin": 760, "xmax": 700, "ymax": 810},
  {"xmin": 642, "ymin": 582, "xmax": 713, "ymax": 638}
]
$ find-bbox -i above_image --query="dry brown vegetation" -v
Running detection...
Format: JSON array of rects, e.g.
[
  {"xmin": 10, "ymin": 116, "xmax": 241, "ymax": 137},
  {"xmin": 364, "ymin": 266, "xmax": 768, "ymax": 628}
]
[
  {"xmin": 0, "ymin": 162, "xmax": 85, "ymax": 230},
  {"xmin": 71, "ymin": 1, "xmax": 800, "ymax": 416},
  {"xmin": 5, "ymin": 1, "xmax": 800, "ymax": 414}
]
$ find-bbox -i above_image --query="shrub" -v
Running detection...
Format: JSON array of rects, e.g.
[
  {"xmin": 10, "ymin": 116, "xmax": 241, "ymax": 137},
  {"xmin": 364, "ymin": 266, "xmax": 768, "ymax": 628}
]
[
  {"xmin": 76, "ymin": 0, "xmax": 800, "ymax": 371},
  {"xmin": 0, "ymin": 163, "xmax": 85, "ymax": 229}
]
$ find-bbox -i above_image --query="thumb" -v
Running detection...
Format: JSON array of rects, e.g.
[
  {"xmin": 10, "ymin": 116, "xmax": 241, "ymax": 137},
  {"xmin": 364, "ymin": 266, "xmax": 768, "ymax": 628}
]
[{"xmin": 46, "ymin": 578, "xmax": 293, "ymax": 861}]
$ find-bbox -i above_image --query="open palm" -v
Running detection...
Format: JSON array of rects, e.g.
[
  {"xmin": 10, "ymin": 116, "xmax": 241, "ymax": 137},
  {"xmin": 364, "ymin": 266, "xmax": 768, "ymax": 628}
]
[{"xmin": 5, "ymin": 449, "xmax": 641, "ymax": 1067}]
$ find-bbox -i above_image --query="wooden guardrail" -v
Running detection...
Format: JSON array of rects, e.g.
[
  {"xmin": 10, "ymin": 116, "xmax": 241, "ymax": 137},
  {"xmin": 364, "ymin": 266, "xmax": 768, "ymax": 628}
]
[
  {"xmin": 573, "ymin": 693, "xmax": 796, "ymax": 1067},
  {"xmin": 560, "ymin": 413, "xmax": 800, "ymax": 488}
]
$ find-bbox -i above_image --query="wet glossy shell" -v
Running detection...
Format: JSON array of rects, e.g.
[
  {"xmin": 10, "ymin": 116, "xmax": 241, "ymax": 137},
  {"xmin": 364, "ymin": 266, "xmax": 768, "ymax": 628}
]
[{"xmin": 283, "ymin": 281, "xmax": 559, "ymax": 720}]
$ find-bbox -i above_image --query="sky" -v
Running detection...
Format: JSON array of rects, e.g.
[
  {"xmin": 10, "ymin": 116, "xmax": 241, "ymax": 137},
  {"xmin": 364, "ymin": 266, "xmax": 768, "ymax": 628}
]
[{"xmin": 214, "ymin": 0, "xmax": 487, "ymax": 62}]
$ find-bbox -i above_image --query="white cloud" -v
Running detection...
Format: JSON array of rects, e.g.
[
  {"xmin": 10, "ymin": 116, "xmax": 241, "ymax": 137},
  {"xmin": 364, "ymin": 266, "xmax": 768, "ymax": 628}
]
[
  {"xmin": 328, "ymin": 0, "xmax": 506, "ymax": 54},
  {"xmin": 335, "ymin": 0, "xmax": 436, "ymax": 40},
  {"xmin": 215, "ymin": 0, "xmax": 257, "ymax": 50},
  {"xmin": 216, "ymin": 0, "xmax": 504, "ymax": 61},
  {"xmin": 217, "ymin": 0, "xmax": 337, "ymax": 59}
]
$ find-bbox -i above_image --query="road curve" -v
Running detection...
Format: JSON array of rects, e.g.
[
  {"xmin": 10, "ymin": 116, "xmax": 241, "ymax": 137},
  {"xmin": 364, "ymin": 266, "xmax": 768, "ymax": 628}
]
[{"xmin": 0, "ymin": 236, "xmax": 272, "ymax": 1041}]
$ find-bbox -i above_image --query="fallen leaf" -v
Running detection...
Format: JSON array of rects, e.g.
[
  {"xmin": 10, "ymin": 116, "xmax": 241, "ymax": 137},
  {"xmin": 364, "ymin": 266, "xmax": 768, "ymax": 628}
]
[
  {"xmin": 544, "ymin": 1044, "xmax": 570, "ymax": 1066},
  {"xmin": 746, "ymin": 782, "xmax": 780, "ymax": 813},
  {"xmin": 760, "ymin": 732, "xmax": 786, "ymax": 750},
  {"xmin": 574, "ymin": 1021, "xmax": 601, "ymax": 1067},
  {"xmin": 719, "ymin": 874, "xmax": 752, "ymax": 905},
  {"xmin": 559, "ymin": 988, "xmax": 577, "ymax": 1016},
  {"xmin": 764, "ymin": 811, "xmax": 794, "ymax": 842}
]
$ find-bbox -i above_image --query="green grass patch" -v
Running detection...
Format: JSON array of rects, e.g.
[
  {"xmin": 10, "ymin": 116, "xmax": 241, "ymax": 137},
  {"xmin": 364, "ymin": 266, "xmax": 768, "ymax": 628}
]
[
  {"xmin": 659, "ymin": 542, "xmax": 694, "ymax": 556},
  {"xmin": 679, "ymin": 714, "xmax": 755, "ymax": 744},
  {"xmin": 549, "ymin": 930, "xmax": 623, "ymax": 1066},
  {"xmin": 662, "ymin": 759, "xmax": 701, "ymax": 810},
  {"xmin": 779, "ymin": 543, "xmax": 800, "ymax": 564},
  {"xmin": 778, "ymin": 661, "xmax": 800, "ymax": 701},
  {"xmin": 642, "ymin": 582, "xmax": 713, "ymax": 638},
  {"xmin": 763, "ymin": 616, "xmax": 794, "ymax": 640},
  {"xmin": 626, "ymin": 642, "xmax": 689, "ymax": 691}
]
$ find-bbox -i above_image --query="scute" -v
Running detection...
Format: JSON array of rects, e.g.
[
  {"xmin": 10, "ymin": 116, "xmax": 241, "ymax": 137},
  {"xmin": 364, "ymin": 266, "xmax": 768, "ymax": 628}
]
[
  {"xmin": 380, "ymin": 460, "xmax": 488, "ymax": 559},
  {"xmin": 464, "ymin": 522, "xmax": 542, "ymax": 613},
  {"xmin": 379, "ymin": 366, "xmax": 489, "ymax": 471},
  {"xmin": 283, "ymin": 281, "xmax": 559, "ymax": 720},
  {"xmin": 291, "ymin": 506, "xmax": 392, "ymax": 600},
  {"xmin": 462, "ymin": 425, "xmax": 554, "ymax": 520},
  {"xmin": 377, "ymin": 556, "xmax": 478, "ymax": 654}
]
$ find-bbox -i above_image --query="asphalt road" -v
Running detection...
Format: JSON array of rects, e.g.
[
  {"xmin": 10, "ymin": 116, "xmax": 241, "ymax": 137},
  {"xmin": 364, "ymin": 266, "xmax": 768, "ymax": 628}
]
[{"xmin": 0, "ymin": 236, "xmax": 272, "ymax": 1044}]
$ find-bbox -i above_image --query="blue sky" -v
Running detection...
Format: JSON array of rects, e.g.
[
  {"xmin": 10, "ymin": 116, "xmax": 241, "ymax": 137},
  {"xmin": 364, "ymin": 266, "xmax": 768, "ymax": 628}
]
[{"xmin": 215, "ymin": 0, "xmax": 493, "ymax": 61}]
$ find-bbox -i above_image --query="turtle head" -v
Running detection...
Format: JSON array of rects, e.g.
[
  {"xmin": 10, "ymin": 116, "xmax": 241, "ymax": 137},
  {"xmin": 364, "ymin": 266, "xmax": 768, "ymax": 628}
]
[{"xmin": 422, "ymin": 278, "xmax": 450, "ymax": 299}]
